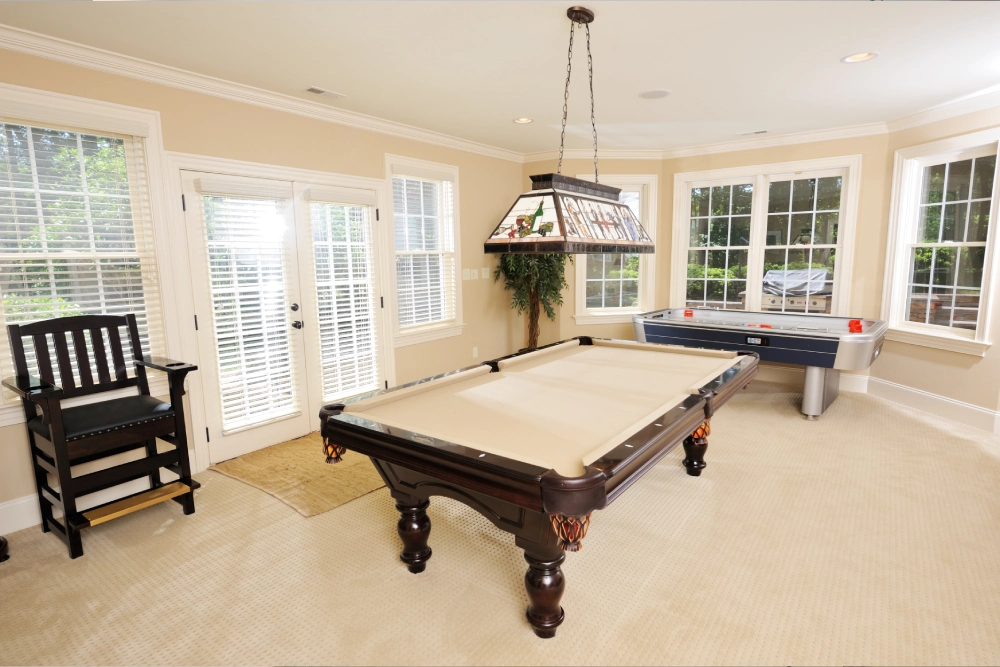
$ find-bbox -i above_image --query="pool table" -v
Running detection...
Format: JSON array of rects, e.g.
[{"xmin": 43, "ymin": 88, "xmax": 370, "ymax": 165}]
[{"xmin": 319, "ymin": 337, "xmax": 758, "ymax": 638}]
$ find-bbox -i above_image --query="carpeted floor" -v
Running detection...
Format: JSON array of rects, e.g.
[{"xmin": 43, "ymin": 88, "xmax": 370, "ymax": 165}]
[
  {"xmin": 210, "ymin": 432, "xmax": 384, "ymax": 517},
  {"xmin": 2, "ymin": 382, "xmax": 999, "ymax": 666}
]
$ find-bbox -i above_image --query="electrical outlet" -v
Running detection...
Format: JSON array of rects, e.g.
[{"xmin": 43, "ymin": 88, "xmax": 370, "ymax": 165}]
[
  {"xmin": 471, "ymin": 268, "xmax": 479, "ymax": 279},
  {"xmin": 472, "ymin": 346, "xmax": 479, "ymax": 358},
  {"xmin": 482, "ymin": 266, "xmax": 489, "ymax": 279},
  {"xmin": 462, "ymin": 268, "xmax": 471, "ymax": 280}
]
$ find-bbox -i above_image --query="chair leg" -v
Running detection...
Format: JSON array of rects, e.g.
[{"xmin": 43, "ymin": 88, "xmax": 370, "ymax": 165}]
[
  {"xmin": 178, "ymin": 491, "xmax": 195, "ymax": 515},
  {"xmin": 144, "ymin": 439, "xmax": 162, "ymax": 489},
  {"xmin": 67, "ymin": 524, "xmax": 83, "ymax": 559},
  {"xmin": 28, "ymin": 437, "xmax": 54, "ymax": 534}
]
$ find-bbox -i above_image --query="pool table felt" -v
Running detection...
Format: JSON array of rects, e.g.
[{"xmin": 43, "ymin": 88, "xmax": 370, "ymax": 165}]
[{"xmin": 344, "ymin": 340, "xmax": 741, "ymax": 476}]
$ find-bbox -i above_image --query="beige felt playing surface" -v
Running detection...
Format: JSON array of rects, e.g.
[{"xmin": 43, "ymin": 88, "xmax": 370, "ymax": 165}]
[{"xmin": 345, "ymin": 341, "xmax": 741, "ymax": 476}]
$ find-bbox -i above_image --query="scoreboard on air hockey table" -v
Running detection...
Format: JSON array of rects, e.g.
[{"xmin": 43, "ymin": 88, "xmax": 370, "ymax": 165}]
[{"xmin": 632, "ymin": 308, "xmax": 887, "ymax": 419}]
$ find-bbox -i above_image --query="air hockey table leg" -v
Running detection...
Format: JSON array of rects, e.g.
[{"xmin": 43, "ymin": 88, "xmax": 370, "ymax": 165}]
[{"xmin": 802, "ymin": 366, "xmax": 840, "ymax": 419}]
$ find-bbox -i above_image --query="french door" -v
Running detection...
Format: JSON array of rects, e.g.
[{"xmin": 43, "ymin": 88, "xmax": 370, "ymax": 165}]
[{"xmin": 181, "ymin": 171, "xmax": 387, "ymax": 463}]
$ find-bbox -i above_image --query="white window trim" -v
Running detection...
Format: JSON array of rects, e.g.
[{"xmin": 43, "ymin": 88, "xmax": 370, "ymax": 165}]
[
  {"xmin": 0, "ymin": 82, "xmax": 176, "ymax": 429},
  {"xmin": 881, "ymin": 129, "xmax": 1000, "ymax": 357},
  {"xmin": 385, "ymin": 154, "xmax": 464, "ymax": 347},
  {"xmin": 573, "ymin": 174, "xmax": 658, "ymax": 324},
  {"xmin": 671, "ymin": 155, "xmax": 862, "ymax": 316}
]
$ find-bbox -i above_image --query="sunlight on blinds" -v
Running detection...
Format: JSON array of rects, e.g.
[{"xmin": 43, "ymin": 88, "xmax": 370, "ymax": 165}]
[
  {"xmin": 201, "ymin": 195, "xmax": 298, "ymax": 431},
  {"xmin": 393, "ymin": 176, "xmax": 456, "ymax": 328},
  {"xmin": 311, "ymin": 202, "xmax": 379, "ymax": 400},
  {"xmin": 0, "ymin": 121, "xmax": 162, "ymax": 395}
]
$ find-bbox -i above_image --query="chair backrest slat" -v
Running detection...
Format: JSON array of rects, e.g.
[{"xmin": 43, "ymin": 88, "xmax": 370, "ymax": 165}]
[
  {"xmin": 71, "ymin": 330, "xmax": 94, "ymax": 387},
  {"xmin": 51, "ymin": 332, "xmax": 76, "ymax": 390},
  {"xmin": 106, "ymin": 327, "xmax": 128, "ymax": 382},
  {"xmin": 32, "ymin": 334, "xmax": 54, "ymax": 384},
  {"xmin": 90, "ymin": 328, "xmax": 112, "ymax": 384}
]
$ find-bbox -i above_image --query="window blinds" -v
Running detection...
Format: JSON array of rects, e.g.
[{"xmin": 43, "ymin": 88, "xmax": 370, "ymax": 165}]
[
  {"xmin": 0, "ymin": 121, "xmax": 163, "ymax": 396},
  {"xmin": 392, "ymin": 176, "xmax": 456, "ymax": 329},
  {"xmin": 200, "ymin": 193, "xmax": 299, "ymax": 432},
  {"xmin": 310, "ymin": 201, "xmax": 380, "ymax": 400}
]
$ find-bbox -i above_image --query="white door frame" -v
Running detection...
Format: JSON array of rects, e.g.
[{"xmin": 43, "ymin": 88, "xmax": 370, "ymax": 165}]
[{"xmin": 162, "ymin": 152, "xmax": 395, "ymax": 471}]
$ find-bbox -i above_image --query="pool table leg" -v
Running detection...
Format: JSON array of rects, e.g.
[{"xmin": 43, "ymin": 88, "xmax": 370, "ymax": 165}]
[
  {"xmin": 682, "ymin": 420, "xmax": 710, "ymax": 477},
  {"xmin": 522, "ymin": 545, "xmax": 566, "ymax": 639},
  {"xmin": 396, "ymin": 497, "xmax": 432, "ymax": 573}
]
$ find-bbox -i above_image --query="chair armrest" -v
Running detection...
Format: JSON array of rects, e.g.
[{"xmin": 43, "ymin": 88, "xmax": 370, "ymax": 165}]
[
  {"xmin": 1, "ymin": 374, "xmax": 62, "ymax": 399},
  {"xmin": 138, "ymin": 356, "xmax": 198, "ymax": 374}
]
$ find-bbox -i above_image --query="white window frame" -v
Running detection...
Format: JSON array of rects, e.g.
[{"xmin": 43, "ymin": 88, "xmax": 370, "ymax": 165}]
[
  {"xmin": 384, "ymin": 154, "xmax": 463, "ymax": 347},
  {"xmin": 671, "ymin": 155, "xmax": 862, "ymax": 317},
  {"xmin": 0, "ymin": 82, "xmax": 174, "ymax": 428},
  {"xmin": 573, "ymin": 174, "xmax": 658, "ymax": 324},
  {"xmin": 882, "ymin": 128, "xmax": 1000, "ymax": 356}
]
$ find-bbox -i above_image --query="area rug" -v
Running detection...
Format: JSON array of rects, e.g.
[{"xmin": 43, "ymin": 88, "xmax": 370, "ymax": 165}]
[{"xmin": 209, "ymin": 432, "xmax": 385, "ymax": 517}]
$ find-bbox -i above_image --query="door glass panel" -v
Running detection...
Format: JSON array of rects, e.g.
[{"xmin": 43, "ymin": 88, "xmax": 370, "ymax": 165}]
[
  {"xmin": 310, "ymin": 202, "xmax": 380, "ymax": 400},
  {"xmin": 201, "ymin": 195, "xmax": 297, "ymax": 431}
]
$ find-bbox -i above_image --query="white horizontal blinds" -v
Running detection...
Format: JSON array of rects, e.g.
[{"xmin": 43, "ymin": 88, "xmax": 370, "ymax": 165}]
[
  {"xmin": 0, "ymin": 121, "xmax": 162, "ymax": 395},
  {"xmin": 393, "ymin": 176, "xmax": 456, "ymax": 328},
  {"xmin": 310, "ymin": 201, "xmax": 380, "ymax": 400},
  {"xmin": 906, "ymin": 152, "xmax": 996, "ymax": 331},
  {"xmin": 201, "ymin": 193, "xmax": 298, "ymax": 431}
]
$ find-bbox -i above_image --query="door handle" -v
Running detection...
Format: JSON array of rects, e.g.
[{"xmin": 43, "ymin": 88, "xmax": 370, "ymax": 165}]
[{"xmin": 292, "ymin": 321, "xmax": 303, "ymax": 330}]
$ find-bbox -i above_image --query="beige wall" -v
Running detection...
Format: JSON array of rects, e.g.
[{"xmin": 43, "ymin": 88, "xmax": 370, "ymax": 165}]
[{"xmin": 0, "ymin": 48, "xmax": 525, "ymax": 506}]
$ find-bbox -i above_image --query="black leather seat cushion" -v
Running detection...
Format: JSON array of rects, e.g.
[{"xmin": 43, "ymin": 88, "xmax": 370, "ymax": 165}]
[{"xmin": 28, "ymin": 395, "xmax": 175, "ymax": 442}]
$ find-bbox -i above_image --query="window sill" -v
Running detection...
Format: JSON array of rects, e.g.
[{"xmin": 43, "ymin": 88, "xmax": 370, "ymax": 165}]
[
  {"xmin": 573, "ymin": 311, "xmax": 642, "ymax": 326},
  {"xmin": 394, "ymin": 322, "xmax": 464, "ymax": 348},
  {"xmin": 885, "ymin": 326, "xmax": 991, "ymax": 357}
]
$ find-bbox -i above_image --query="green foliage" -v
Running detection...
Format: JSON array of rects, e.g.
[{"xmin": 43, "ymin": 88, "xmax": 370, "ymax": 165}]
[
  {"xmin": 609, "ymin": 254, "xmax": 640, "ymax": 281},
  {"xmin": 494, "ymin": 254, "xmax": 570, "ymax": 321}
]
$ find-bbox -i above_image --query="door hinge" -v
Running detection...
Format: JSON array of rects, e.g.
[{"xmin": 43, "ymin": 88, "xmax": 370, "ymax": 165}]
[
  {"xmin": 194, "ymin": 314, "xmax": 199, "ymax": 331},
  {"xmin": 182, "ymin": 194, "xmax": 186, "ymax": 211},
  {"xmin": 380, "ymin": 296, "xmax": 384, "ymax": 308},
  {"xmin": 385, "ymin": 380, "xmax": 388, "ymax": 389},
  {"xmin": 375, "ymin": 208, "xmax": 379, "ymax": 221},
  {"xmin": 205, "ymin": 427, "xmax": 210, "ymax": 443}
]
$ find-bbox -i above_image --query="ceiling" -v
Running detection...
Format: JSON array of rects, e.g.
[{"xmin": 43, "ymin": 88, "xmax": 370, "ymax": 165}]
[{"xmin": 1, "ymin": 1, "xmax": 999, "ymax": 155}]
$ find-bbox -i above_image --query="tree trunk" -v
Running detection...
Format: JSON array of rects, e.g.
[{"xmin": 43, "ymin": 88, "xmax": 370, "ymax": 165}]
[{"xmin": 527, "ymin": 285, "xmax": 541, "ymax": 350}]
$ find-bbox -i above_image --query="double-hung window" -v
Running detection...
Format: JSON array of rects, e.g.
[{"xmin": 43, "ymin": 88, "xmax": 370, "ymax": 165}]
[
  {"xmin": 673, "ymin": 157, "xmax": 860, "ymax": 317},
  {"xmin": 386, "ymin": 155, "xmax": 462, "ymax": 346},
  {"xmin": 575, "ymin": 175, "xmax": 657, "ymax": 324},
  {"xmin": 0, "ymin": 119, "xmax": 162, "ymax": 398},
  {"xmin": 883, "ymin": 129, "xmax": 1000, "ymax": 355}
]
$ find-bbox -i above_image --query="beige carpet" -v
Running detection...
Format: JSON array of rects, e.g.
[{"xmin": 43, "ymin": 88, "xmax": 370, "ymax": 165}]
[
  {"xmin": 209, "ymin": 432, "xmax": 384, "ymax": 517},
  {"xmin": 2, "ymin": 383, "xmax": 1000, "ymax": 666}
]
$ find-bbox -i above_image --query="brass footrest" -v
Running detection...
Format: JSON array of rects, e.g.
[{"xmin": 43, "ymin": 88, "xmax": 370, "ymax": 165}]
[{"xmin": 80, "ymin": 481, "xmax": 192, "ymax": 527}]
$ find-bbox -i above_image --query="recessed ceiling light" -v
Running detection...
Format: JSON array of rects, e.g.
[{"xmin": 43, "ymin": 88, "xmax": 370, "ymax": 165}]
[
  {"xmin": 639, "ymin": 89, "xmax": 671, "ymax": 99},
  {"xmin": 841, "ymin": 52, "xmax": 878, "ymax": 64},
  {"xmin": 513, "ymin": 118, "xmax": 533, "ymax": 124},
  {"xmin": 305, "ymin": 86, "xmax": 346, "ymax": 99}
]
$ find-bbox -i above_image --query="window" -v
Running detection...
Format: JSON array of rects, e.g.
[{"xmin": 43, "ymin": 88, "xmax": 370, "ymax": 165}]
[
  {"xmin": 883, "ymin": 130, "xmax": 1000, "ymax": 355},
  {"xmin": 575, "ymin": 175, "xmax": 657, "ymax": 324},
  {"xmin": 0, "ymin": 120, "xmax": 161, "ymax": 393},
  {"xmin": 386, "ymin": 155, "xmax": 462, "ymax": 346},
  {"xmin": 672, "ymin": 157, "xmax": 860, "ymax": 318}
]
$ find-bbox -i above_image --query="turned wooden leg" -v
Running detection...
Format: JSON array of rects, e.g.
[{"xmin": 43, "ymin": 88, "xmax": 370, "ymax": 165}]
[
  {"xmin": 682, "ymin": 420, "xmax": 710, "ymax": 477},
  {"xmin": 396, "ymin": 498, "xmax": 432, "ymax": 573},
  {"xmin": 523, "ymin": 546, "xmax": 566, "ymax": 639}
]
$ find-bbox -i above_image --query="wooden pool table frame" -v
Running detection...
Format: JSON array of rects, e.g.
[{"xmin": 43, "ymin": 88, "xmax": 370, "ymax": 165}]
[{"xmin": 319, "ymin": 336, "xmax": 759, "ymax": 638}]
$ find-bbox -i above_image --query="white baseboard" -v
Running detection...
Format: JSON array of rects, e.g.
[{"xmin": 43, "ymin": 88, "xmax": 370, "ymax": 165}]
[
  {"xmin": 0, "ymin": 494, "xmax": 41, "ymax": 535},
  {"xmin": 755, "ymin": 364, "xmax": 869, "ymax": 393},
  {"xmin": 868, "ymin": 377, "xmax": 1000, "ymax": 434}
]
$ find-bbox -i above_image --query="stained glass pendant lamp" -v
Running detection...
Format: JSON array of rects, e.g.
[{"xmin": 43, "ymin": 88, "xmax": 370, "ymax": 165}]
[{"xmin": 485, "ymin": 6, "xmax": 654, "ymax": 255}]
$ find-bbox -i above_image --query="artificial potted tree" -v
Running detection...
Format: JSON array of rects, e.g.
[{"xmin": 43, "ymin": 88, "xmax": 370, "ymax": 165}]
[{"xmin": 494, "ymin": 253, "xmax": 571, "ymax": 350}]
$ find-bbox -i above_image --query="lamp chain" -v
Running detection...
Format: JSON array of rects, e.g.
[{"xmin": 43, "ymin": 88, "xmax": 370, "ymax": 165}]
[
  {"xmin": 557, "ymin": 20, "xmax": 575, "ymax": 175},
  {"xmin": 586, "ymin": 23, "xmax": 598, "ymax": 183}
]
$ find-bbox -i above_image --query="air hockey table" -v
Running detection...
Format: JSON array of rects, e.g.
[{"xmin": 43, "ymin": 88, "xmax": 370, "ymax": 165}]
[{"xmin": 633, "ymin": 308, "xmax": 887, "ymax": 419}]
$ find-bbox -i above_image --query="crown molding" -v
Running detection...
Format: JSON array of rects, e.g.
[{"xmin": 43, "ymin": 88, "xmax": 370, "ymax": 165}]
[
  {"xmin": 0, "ymin": 23, "xmax": 523, "ymax": 163},
  {"xmin": 3, "ymin": 22, "xmax": 1000, "ymax": 167},
  {"xmin": 887, "ymin": 86, "xmax": 1000, "ymax": 133}
]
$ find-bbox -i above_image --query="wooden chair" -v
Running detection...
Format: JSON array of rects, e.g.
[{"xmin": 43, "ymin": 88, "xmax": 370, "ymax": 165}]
[{"xmin": 2, "ymin": 314, "xmax": 199, "ymax": 558}]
